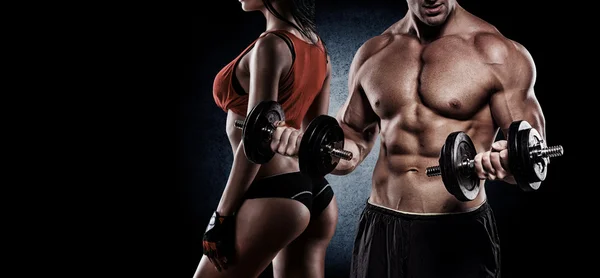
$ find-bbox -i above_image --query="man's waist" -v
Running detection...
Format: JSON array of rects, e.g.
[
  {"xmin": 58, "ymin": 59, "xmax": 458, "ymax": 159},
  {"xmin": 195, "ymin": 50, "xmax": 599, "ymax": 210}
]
[{"xmin": 367, "ymin": 197, "xmax": 486, "ymax": 215}]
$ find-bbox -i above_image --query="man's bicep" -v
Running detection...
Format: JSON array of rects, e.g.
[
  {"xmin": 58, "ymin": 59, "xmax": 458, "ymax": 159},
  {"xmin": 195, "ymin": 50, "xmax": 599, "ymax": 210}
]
[
  {"xmin": 336, "ymin": 84, "xmax": 379, "ymax": 144},
  {"xmin": 332, "ymin": 83, "xmax": 379, "ymax": 174},
  {"xmin": 337, "ymin": 44, "xmax": 376, "ymax": 132},
  {"xmin": 336, "ymin": 36, "xmax": 388, "ymax": 151},
  {"xmin": 491, "ymin": 88, "xmax": 545, "ymax": 138},
  {"xmin": 491, "ymin": 45, "xmax": 546, "ymax": 138}
]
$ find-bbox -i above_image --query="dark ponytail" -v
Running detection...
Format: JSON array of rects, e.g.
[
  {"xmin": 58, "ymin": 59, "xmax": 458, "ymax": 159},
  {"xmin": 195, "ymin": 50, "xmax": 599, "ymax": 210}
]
[{"xmin": 263, "ymin": 0, "xmax": 327, "ymax": 56}]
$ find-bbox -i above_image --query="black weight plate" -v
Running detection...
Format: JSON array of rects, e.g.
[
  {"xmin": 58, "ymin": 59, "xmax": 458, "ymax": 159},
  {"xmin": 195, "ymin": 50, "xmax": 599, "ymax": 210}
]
[
  {"xmin": 299, "ymin": 115, "xmax": 344, "ymax": 178},
  {"xmin": 242, "ymin": 100, "xmax": 284, "ymax": 164},
  {"xmin": 517, "ymin": 127, "xmax": 546, "ymax": 191},
  {"xmin": 440, "ymin": 131, "xmax": 479, "ymax": 202},
  {"xmin": 508, "ymin": 120, "xmax": 532, "ymax": 191}
]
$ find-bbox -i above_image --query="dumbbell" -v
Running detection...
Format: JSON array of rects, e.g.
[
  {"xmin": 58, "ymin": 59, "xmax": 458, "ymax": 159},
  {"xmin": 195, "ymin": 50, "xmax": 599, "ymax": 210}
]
[
  {"xmin": 425, "ymin": 120, "xmax": 564, "ymax": 201},
  {"xmin": 425, "ymin": 132, "xmax": 481, "ymax": 202},
  {"xmin": 507, "ymin": 120, "xmax": 564, "ymax": 191},
  {"xmin": 234, "ymin": 100, "xmax": 353, "ymax": 177},
  {"xmin": 234, "ymin": 100, "xmax": 284, "ymax": 164},
  {"xmin": 299, "ymin": 114, "xmax": 353, "ymax": 178}
]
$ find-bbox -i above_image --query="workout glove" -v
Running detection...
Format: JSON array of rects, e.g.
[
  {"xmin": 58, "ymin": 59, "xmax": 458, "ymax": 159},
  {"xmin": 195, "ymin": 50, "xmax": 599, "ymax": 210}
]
[{"xmin": 202, "ymin": 211, "xmax": 236, "ymax": 272}]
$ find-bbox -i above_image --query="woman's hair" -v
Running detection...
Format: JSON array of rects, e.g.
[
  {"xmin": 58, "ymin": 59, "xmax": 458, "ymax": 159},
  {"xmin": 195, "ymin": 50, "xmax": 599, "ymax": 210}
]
[{"xmin": 263, "ymin": 0, "xmax": 319, "ymax": 45}]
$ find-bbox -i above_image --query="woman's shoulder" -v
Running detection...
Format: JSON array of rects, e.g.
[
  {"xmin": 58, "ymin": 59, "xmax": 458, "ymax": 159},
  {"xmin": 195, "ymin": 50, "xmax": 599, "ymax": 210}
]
[{"xmin": 252, "ymin": 32, "xmax": 294, "ymax": 57}]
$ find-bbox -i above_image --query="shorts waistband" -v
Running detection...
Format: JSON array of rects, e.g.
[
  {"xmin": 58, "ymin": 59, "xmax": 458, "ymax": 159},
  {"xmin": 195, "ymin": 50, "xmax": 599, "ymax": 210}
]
[{"xmin": 365, "ymin": 199, "xmax": 490, "ymax": 220}]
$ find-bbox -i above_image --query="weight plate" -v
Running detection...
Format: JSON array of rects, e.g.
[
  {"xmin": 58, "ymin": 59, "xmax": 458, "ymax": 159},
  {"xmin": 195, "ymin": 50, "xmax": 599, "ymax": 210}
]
[
  {"xmin": 508, "ymin": 120, "xmax": 540, "ymax": 191},
  {"xmin": 299, "ymin": 115, "xmax": 344, "ymax": 178},
  {"xmin": 517, "ymin": 127, "xmax": 546, "ymax": 191},
  {"xmin": 242, "ymin": 100, "xmax": 284, "ymax": 164},
  {"xmin": 440, "ymin": 131, "xmax": 480, "ymax": 202}
]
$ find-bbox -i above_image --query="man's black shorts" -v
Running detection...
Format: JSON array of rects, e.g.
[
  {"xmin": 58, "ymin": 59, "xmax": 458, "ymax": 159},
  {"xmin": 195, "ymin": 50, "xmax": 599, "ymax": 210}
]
[{"xmin": 350, "ymin": 201, "xmax": 501, "ymax": 278}]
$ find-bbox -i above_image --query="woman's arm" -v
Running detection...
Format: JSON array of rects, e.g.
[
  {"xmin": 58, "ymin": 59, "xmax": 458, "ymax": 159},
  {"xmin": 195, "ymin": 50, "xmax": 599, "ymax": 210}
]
[
  {"xmin": 302, "ymin": 55, "xmax": 331, "ymax": 130},
  {"xmin": 270, "ymin": 55, "xmax": 331, "ymax": 157},
  {"xmin": 215, "ymin": 33, "xmax": 293, "ymax": 216}
]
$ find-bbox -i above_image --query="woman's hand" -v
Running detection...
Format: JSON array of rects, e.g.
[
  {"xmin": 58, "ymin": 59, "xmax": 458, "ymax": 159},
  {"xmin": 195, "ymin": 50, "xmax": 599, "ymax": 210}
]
[
  {"xmin": 202, "ymin": 211, "xmax": 236, "ymax": 272},
  {"xmin": 270, "ymin": 121, "xmax": 303, "ymax": 157}
]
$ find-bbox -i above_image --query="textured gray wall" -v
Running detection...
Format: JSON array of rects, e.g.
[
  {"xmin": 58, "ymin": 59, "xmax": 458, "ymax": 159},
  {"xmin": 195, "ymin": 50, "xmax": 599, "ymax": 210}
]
[{"xmin": 316, "ymin": 3, "xmax": 407, "ymax": 276}]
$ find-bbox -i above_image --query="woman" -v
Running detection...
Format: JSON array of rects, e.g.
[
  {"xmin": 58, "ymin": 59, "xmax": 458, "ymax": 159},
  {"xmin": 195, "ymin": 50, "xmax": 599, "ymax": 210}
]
[{"xmin": 193, "ymin": 0, "xmax": 337, "ymax": 277}]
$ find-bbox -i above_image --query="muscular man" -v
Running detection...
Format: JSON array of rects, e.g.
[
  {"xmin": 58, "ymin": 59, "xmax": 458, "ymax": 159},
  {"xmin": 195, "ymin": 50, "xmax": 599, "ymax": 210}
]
[{"xmin": 270, "ymin": 0, "xmax": 546, "ymax": 277}]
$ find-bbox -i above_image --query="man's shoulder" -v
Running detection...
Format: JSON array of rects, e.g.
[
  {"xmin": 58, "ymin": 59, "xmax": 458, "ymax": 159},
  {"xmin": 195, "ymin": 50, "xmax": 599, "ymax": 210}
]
[
  {"xmin": 467, "ymin": 30, "xmax": 535, "ymax": 84},
  {"xmin": 461, "ymin": 13, "xmax": 531, "ymax": 63},
  {"xmin": 350, "ymin": 33, "xmax": 394, "ymax": 67},
  {"xmin": 360, "ymin": 33, "xmax": 394, "ymax": 53},
  {"xmin": 354, "ymin": 30, "xmax": 416, "ymax": 61},
  {"xmin": 469, "ymin": 31, "xmax": 529, "ymax": 65}
]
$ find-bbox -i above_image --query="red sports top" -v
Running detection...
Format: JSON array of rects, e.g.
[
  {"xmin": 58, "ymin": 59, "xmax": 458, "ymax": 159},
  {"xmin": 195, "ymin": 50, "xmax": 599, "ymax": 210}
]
[{"xmin": 212, "ymin": 30, "xmax": 328, "ymax": 129}]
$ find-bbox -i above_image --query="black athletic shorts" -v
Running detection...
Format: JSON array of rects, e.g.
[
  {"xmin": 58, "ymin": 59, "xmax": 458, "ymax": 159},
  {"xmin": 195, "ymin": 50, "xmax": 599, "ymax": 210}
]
[
  {"xmin": 244, "ymin": 172, "xmax": 334, "ymax": 218},
  {"xmin": 350, "ymin": 200, "xmax": 501, "ymax": 278}
]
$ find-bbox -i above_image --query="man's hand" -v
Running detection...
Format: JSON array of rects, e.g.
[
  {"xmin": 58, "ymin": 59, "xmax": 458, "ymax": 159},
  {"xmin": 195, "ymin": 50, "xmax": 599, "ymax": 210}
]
[
  {"xmin": 269, "ymin": 121, "xmax": 303, "ymax": 157},
  {"xmin": 473, "ymin": 140, "xmax": 516, "ymax": 184}
]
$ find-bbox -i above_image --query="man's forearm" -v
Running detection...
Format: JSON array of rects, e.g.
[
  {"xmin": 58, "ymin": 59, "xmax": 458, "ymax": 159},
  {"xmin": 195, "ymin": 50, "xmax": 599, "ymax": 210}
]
[{"xmin": 331, "ymin": 138, "xmax": 366, "ymax": 175}]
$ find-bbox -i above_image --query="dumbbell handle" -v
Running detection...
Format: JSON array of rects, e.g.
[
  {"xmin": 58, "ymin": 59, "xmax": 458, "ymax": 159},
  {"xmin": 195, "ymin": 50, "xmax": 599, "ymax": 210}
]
[
  {"xmin": 325, "ymin": 144, "xmax": 353, "ymax": 160},
  {"xmin": 234, "ymin": 119, "xmax": 274, "ymax": 135},
  {"xmin": 234, "ymin": 120, "xmax": 352, "ymax": 160},
  {"xmin": 234, "ymin": 120, "xmax": 244, "ymax": 129},
  {"xmin": 426, "ymin": 160, "xmax": 474, "ymax": 177},
  {"xmin": 425, "ymin": 144, "xmax": 564, "ymax": 177},
  {"xmin": 531, "ymin": 145, "xmax": 564, "ymax": 159}
]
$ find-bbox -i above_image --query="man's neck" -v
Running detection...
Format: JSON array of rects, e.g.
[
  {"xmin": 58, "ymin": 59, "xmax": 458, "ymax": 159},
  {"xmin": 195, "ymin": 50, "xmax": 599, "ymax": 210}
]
[{"xmin": 407, "ymin": 6, "xmax": 459, "ymax": 43}]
